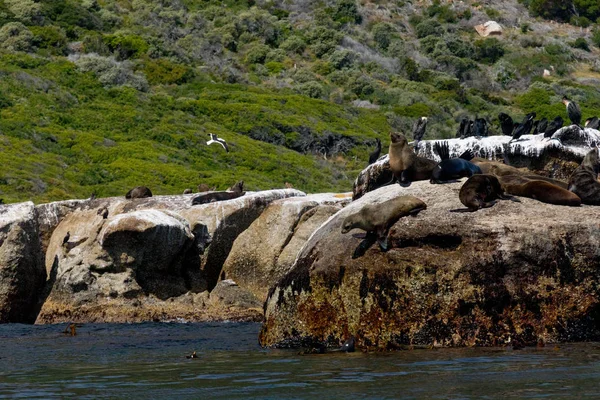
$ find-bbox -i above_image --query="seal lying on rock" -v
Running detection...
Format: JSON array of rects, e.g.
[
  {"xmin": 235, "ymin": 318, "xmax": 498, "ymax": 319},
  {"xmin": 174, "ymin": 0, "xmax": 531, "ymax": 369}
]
[
  {"xmin": 500, "ymin": 175, "xmax": 581, "ymax": 206},
  {"xmin": 568, "ymin": 148, "xmax": 600, "ymax": 205},
  {"xmin": 191, "ymin": 191, "xmax": 245, "ymax": 205},
  {"xmin": 341, "ymin": 195, "xmax": 426, "ymax": 253},
  {"xmin": 388, "ymin": 132, "xmax": 437, "ymax": 185},
  {"xmin": 430, "ymin": 159, "xmax": 482, "ymax": 184},
  {"xmin": 458, "ymin": 174, "xmax": 515, "ymax": 212},
  {"xmin": 125, "ymin": 186, "xmax": 152, "ymax": 199},
  {"xmin": 474, "ymin": 160, "xmax": 568, "ymax": 189}
]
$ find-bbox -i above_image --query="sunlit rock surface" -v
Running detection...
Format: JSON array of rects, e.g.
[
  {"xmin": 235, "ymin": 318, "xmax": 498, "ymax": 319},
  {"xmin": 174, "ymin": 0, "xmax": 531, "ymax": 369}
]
[{"xmin": 260, "ymin": 182, "xmax": 600, "ymax": 350}]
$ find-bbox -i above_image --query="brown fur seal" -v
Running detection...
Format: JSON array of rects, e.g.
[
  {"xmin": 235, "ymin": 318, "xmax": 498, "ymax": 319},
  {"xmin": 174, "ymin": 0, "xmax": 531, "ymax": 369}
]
[
  {"xmin": 500, "ymin": 175, "xmax": 581, "ymax": 206},
  {"xmin": 568, "ymin": 148, "xmax": 600, "ymax": 205},
  {"xmin": 183, "ymin": 188, "xmax": 193, "ymax": 194},
  {"xmin": 388, "ymin": 132, "xmax": 437, "ymax": 185},
  {"xmin": 341, "ymin": 195, "xmax": 426, "ymax": 251},
  {"xmin": 191, "ymin": 191, "xmax": 245, "ymax": 205},
  {"xmin": 228, "ymin": 180, "xmax": 244, "ymax": 193},
  {"xmin": 474, "ymin": 161, "xmax": 568, "ymax": 189},
  {"xmin": 125, "ymin": 186, "xmax": 152, "ymax": 199},
  {"xmin": 458, "ymin": 174, "xmax": 514, "ymax": 211}
]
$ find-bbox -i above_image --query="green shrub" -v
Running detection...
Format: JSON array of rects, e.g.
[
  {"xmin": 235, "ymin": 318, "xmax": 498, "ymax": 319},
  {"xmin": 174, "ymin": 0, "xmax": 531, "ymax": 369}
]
[
  {"xmin": 570, "ymin": 37, "xmax": 591, "ymax": 51},
  {"xmin": 520, "ymin": 23, "xmax": 531, "ymax": 33},
  {"xmin": 245, "ymin": 43, "xmax": 270, "ymax": 64},
  {"xmin": 474, "ymin": 38, "xmax": 505, "ymax": 64},
  {"xmin": 593, "ymin": 28, "xmax": 600, "ymax": 47},
  {"xmin": 280, "ymin": 35, "xmax": 306, "ymax": 54},
  {"xmin": 104, "ymin": 34, "xmax": 149, "ymax": 60},
  {"xmin": 415, "ymin": 19, "xmax": 443, "ymax": 38},
  {"xmin": 349, "ymin": 76, "xmax": 375, "ymax": 97},
  {"xmin": 307, "ymin": 27, "xmax": 342, "ymax": 57},
  {"xmin": 327, "ymin": 49, "xmax": 355, "ymax": 69},
  {"xmin": 297, "ymin": 81, "xmax": 324, "ymax": 98},
  {"xmin": 420, "ymin": 35, "xmax": 441, "ymax": 54},
  {"xmin": 484, "ymin": 8, "xmax": 500, "ymax": 19},
  {"xmin": 372, "ymin": 23, "xmax": 396, "ymax": 50},
  {"xmin": 333, "ymin": 0, "xmax": 362, "ymax": 24},
  {"xmin": 30, "ymin": 26, "xmax": 67, "ymax": 54},
  {"xmin": 427, "ymin": 0, "xmax": 457, "ymax": 22},
  {"xmin": 0, "ymin": 22, "xmax": 33, "ymax": 52},
  {"xmin": 265, "ymin": 61, "xmax": 284, "ymax": 74},
  {"xmin": 143, "ymin": 59, "xmax": 194, "ymax": 85}
]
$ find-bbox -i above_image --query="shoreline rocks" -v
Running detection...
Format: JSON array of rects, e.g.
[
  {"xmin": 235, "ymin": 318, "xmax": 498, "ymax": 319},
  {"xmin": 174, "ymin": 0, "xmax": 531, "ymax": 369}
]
[{"xmin": 260, "ymin": 182, "xmax": 600, "ymax": 350}]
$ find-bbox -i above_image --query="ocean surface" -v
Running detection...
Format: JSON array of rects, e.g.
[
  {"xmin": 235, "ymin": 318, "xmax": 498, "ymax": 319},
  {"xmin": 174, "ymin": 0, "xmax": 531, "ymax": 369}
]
[{"xmin": 1, "ymin": 322, "xmax": 600, "ymax": 399}]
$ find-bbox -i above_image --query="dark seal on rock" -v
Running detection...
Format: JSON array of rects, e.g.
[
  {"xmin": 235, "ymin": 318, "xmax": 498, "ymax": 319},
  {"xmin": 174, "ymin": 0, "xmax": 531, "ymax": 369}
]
[
  {"xmin": 341, "ymin": 195, "xmax": 426, "ymax": 253},
  {"xmin": 125, "ymin": 186, "xmax": 152, "ymax": 199},
  {"xmin": 458, "ymin": 174, "xmax": 514, "ymax": 212},
  {"xmin": 388, "ymin": 132, "xmax": 437, "ymax": 185},
  {"xmin": 568, "ymin": 148, "xmax": 600, "ymax": 205},
  {"xmin": 500, "ymin": 175, "xmax": 581, "ymax": 206},
  {"xmin": 191, "ymin": 191, "xmax": 245, "ymax": 205},
  {"xmin": 430, "ymin": 159, "xmax": 482, "ymax": 184}
]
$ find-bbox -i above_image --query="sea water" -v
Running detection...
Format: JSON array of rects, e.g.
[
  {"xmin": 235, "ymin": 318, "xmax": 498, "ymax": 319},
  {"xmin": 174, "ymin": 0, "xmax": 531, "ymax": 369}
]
[{"xmin": 1, "ymin": 322, "xmax": 599, "ymax": 399}]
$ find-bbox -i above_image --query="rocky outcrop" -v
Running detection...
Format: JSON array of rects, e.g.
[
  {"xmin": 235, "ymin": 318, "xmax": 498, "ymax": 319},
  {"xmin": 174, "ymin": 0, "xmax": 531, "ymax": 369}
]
[
  {"xmin": 222, "ymin": 194, "xmax": 351, "ymax": 301},
  {"xmin": 353, "ymin": 130, "xmax": 600, "ymax": 199},
  {"xmin": 35, "ymin": 189, "xmax": 305, "ymax": 323},
  {"xmin": 260, "ymin": 182, "xmax": 600, "ymax": 350},
  {"xmin": 0, "ymin": 202, "xmax": 45, "ymax": 323},
  {"xmin": 474, "ymin": 21, "xmax": 503, "ymax": 37}
]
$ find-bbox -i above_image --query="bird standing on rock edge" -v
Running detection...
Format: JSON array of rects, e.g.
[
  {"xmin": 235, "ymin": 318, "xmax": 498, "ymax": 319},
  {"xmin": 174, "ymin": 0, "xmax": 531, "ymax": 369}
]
[
  {"xmin": 206, "ymin": 133, "xmax": 229, "ymax": 152},
  {"xmin": 562, "ymin": 96, "xmax": 581, "ymax": 126},
  {"xmin": 368, "ymin": 138, "xmax": 381, "ymax": 165}
]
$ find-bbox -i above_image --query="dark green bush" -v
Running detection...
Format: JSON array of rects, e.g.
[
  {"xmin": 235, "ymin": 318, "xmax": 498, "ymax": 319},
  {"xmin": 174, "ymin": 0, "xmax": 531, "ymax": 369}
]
[
  {"xmin": 333, "ymin": 0, "xmax": 362, "ymax": 24},
  {"xmin": 570, "ymin": 37, "xmax": 591, "ymax": 51},
  {"xmin": 474, "ymin": 38, "xmax": 505, "ymax": 64},
  {"xmin": 104, "ymin": 34, "xmax": 149, "ymax": 60},
  {"xmin": 372, "ymin": 23, "xmax": 396, "ymax": 50},
  {"xmin": 415, "ymin": 19, "xmax": 443, "ymax": 38}
]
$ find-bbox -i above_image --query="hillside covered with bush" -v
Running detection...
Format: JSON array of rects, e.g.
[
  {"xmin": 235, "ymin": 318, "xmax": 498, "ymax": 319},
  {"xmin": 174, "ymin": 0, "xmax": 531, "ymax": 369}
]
[{"xmin": 1, "ymin": 0, "xmax": 600, "ymax": 203}]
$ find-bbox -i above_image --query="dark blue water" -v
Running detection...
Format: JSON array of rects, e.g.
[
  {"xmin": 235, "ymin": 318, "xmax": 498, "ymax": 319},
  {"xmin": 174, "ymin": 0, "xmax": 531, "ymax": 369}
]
[{"xmin": 1, "ymin": 323, "xmax": 600, "ymax": 399}]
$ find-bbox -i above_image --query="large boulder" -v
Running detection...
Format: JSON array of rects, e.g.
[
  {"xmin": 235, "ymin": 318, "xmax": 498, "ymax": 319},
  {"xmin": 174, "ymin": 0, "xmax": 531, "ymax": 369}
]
[
  {"xmin": 222, "ymin": 194, "xmax": 350, "ymax": 301},
  {"xmin": 36, "ymin": 189, "xmax": 305, "ymax": 323},
  {"xmin": 260, "ymin": 182, "xmax": 600, "ymax": 350},
  {"xmin": 0, "ymin": 202, "xmax": 45, "ymax": 323},
  {"xmin": 474, "ymin": 21, "xmax": 503, "ymax": 37},
  {"xmin": 353, "ymin": 130, "xmax": 600, "ymax": 199}
]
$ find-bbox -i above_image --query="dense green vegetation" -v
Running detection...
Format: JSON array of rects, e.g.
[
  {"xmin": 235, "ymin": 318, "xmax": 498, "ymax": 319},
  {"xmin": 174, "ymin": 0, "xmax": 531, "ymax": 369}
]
[{"xmin": 1, "ymin": 0, "xmax": 600, "ymax": 203}]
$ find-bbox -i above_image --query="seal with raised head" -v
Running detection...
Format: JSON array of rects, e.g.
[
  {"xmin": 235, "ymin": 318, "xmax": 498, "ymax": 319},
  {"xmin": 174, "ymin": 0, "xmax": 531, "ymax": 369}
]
[
  {"xmin": 458, "ymin": 174, "xmax": 514, "ymax": 212},
  {"xmin": 430, "ymin": 159, "xmax": 482, "ymax": 184},
  {"xmin": 125, "ymin": 186, "xmax": 152, "ymax": 199},
  {"xmin": 568, "ymin": 148, "xmax": 600, "ymax": 205},
  {"xmin": 341, "ymin": 195, "xmax": 426, "ymax": 252},
  {"xmin": 473, "ymin": 161, "xmax": 569, "ymax": 188},
  {"xmin": 388, "ymin": 132, "xmax": 437, "ymax": 185},
  {"xmin": 499, "ymin": 175, "xmax": 581, "ymax": 206}
]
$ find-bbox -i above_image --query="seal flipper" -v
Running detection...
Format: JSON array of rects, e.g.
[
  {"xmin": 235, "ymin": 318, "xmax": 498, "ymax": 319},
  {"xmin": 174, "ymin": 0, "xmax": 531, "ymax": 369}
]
[
  {"xmin": 352, "ymin": 231, "xmax": 378, "ymax": 259},
  {"xmin": 376, "ymin": 227, "xmax": 391, "ymax": 251}
]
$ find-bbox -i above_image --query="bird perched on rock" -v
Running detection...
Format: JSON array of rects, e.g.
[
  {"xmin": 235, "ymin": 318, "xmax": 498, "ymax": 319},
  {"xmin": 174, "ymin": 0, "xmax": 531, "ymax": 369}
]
[
  {"xmin": 533, "ymin": 117, "xmax": 548, "ymax": 135},
  {"xmin": 62, "ymin": 231, "xmax": 70, "ymax": 246},
  {"xmin": 498, "ymin": 113, "xmax": 514, "ymax": 136},
  {"xmin": 544, "ymin": 116, "xmax": 564, "ymax": 139},
  {"xmin": 97, "ymin": 207, "xmax": 109, "ymax": 219},
  {"xmin": 368, "ymin": 138, "xmax": 382, "ymax": 165},
  {"xmin": 562, "ymin": 96, "xmax": 581, "ymax": 126},
  {"xmin": 509, "ymin": 112, "xmax": 536, "ymax": 143},
  {"xmin": 457, "ymin": 118, "xmax": 473, "ymax": 139},
  {"xmin": 412, "ymin": 117, "xmax": 427, "ymax": 144},
  {"xmin": 585, "ymin": 117, "xmax": 600, "ymax": 130},
  {"xmin": 206, "ymin": 133, "xmax": 229, "ymax": 152},
  {"xmin": 474, "ymin": 118, "xmax": 488, "ymax": 138}
]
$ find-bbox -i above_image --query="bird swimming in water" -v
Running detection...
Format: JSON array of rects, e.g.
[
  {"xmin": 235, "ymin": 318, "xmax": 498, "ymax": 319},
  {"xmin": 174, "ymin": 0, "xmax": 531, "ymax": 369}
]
[
  {"xmin": 186, "ymin": 351, "xmax": 198, "ymax": 359},
  {"xmin": 340, "ymin": 336, "xmax": 356, "ymax": 352},
  {"xmin": 562, "ymin": 96, "xmax": 581, "ymax": 126},
  {"xmin": 368, "ymin": 138, "xmax": 381, "ymax": 165},
  {"xmin": 63, "ymin": 323, "xmax": 77, "ymax": 336},
  {"xmin": 585, "ymin": 116, "xmax": 600, "ymax": 130},
  {"xmin": 498, "ymin": 113, "xmax": 514, "ymax": 136},
  {"xmin": 510, "ymin": 112, "xmax": 536, "ymax": 143},
  {"xmin": 412, "ymin": 117, "xmax": 427, "ymax": 144},
  {"xmin": 206, "ymin": 133, "xmax": 229, "ymax": 152},
  {"xmin": 544, "ymin": 116, "xmax": 564, "ymax": 139}
]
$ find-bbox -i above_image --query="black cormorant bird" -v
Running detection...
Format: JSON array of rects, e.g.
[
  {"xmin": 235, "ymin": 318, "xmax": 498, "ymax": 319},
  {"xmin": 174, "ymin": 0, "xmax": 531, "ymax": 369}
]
[
  {"xmin": 509, "ymin": 112, "xmax": 536, "ymax": 143},
  {"xmin": 368, "ymin": 138, "xmax": 381, "ymax": 165},
  {"xmin": 585, "ymin": 117, "xmax": 600, "ymax": 130},
  {"xmin": 544, "ymin": 116, "xmax": 564, "ymax": 138},
  {"xmin": 534, "ymin": 118, "xmax": 548, "ymax": 135},
  {"xmin": 340, "ymin": 336, "xmax": 356, "ymax": 352},
  {"xmin": 62, "ymin": 231, "xmax": 70, "ymax": 246},
  {"xmin": 474, "ymin": 118, "xmax": 488, "ymax": 137},
  {"xmin": 412, "ymin": 117, "xmax": 428, "ymax": 143},
  {"xmin": 498, "ymin": 113, "xmax": 514, "ymax": 136},
  {"xmin": 562, "ymin": 96, "xmax": 581, "ymax": 126},
  {"xmin": 457, "ymin": 118, "xmax": 473, "ymax": 139}
]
